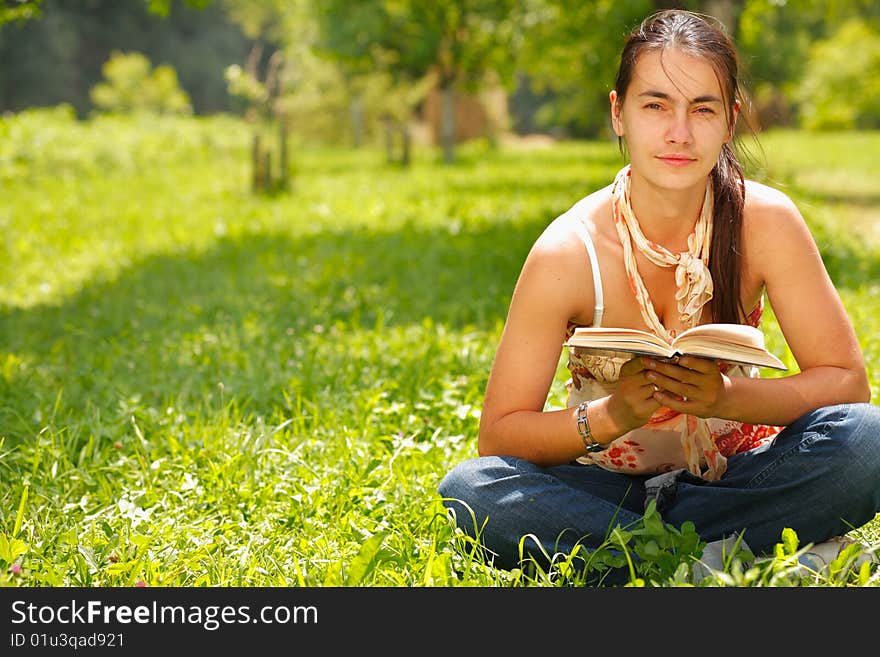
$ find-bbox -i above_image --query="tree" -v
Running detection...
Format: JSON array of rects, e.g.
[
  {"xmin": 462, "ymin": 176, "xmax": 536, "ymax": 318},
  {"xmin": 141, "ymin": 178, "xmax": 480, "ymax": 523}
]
[
  {"xmin": 406, "ymin": 0, "xmax": 522, "ymax": 163},
  {"xmin": 0, "ymin": 0, "xmax": 251, "ymax": 115},
  {"xmin": 795, "ymin": 18, "xmax": 880, "ymax": 130},
  {"xmin": 515, "ymin": 0, "xmax": 660, "ymax": 139},
  {"xmin": 738, "ymin": 0, "xmax": 880, "ymax": 129},
  {"xmin": 315, "ymin": 0, "xmax": 523, "ymax": 165},
  {"xmin": 313, "ymin": 0, "xmax": 428, "ymax": 164},
  {"xmin": 223, "ymin": 0, "xmax": 355, "ymax": 191},
  {"xmin": 221, "ymin": 0, "xmax": 291, "ymax": 193},
  {"xmin": 0, "ymin": 0, "xmax": 43, "ymax": 25},
  {"xmin": 309, "ymin": 0, "xmax": 385, "ymax": 149},
  {"xmin": 90, "ymin": 50, "xmax": 192, "ymax": 115}
]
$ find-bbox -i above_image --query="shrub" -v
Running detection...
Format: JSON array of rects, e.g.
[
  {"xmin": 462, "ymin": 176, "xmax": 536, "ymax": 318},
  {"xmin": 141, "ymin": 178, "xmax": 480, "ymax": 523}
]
[
  {"xmin": 795, "ymin": 19, "xmax": 880, "ymax": 130},
  {"xmin": 90, "ymin": 51, "xmax": 193, "ymax": 116}
]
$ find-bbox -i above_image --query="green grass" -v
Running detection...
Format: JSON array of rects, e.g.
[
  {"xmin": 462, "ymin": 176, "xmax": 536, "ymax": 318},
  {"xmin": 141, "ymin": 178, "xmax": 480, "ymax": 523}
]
[{"xmin": 1, "ymin": 110, "xmax": 878, "ymax": 587}]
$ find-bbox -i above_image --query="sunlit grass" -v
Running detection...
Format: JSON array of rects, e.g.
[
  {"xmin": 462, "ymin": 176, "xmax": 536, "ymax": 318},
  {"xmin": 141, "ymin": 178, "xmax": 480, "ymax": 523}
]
[{"xmin": 1, "ymin": 111, "xmax": 878, "ymax": 587}]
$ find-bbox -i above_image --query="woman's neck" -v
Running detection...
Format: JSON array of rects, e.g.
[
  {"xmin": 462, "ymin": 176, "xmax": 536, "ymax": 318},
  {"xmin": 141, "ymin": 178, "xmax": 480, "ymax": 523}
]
[{"xmin": 627, "ymin": 172, "xmax": 708, "ymax": 248}]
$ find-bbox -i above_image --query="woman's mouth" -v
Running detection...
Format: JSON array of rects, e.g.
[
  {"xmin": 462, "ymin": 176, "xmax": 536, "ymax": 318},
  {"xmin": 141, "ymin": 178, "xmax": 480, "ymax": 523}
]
[{"xmin": 657, "ymin": 155, "xmax": 696, "ymax": 167}]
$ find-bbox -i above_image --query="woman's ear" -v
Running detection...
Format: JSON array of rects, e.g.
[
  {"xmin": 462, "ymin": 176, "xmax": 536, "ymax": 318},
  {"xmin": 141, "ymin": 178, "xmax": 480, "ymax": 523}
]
[{"xmin": 609, "ymin": 89, "xmax": 623, "ymax": 137}]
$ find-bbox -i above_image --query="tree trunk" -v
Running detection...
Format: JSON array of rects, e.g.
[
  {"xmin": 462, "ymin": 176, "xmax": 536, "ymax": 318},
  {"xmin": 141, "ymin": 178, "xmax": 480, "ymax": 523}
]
[
  {"xmin": 263, "ymin": 147, "xmax": 272, "ymax": 193},
  {"xmin": 382, "ymin": 116, "xmax": 394, "ymax": 164},
  {"xmin": 400, "ymin": 122, "xmax": 410, "ymax": 167},
  {"xmin": 702, "ymin": 0, "xmax": 743, "ymax": 37},
  {"xmin": 279, "ymin": 120, "xmax": 290, "ymax": 190},
  {"xmin": 251, "ymin": 132, "xmax": 264, "ymax": 193},
  {"xmin": 350, "ymin": 96, "xmax": 364, "ymax": 148},
  {"xmin": 440, "ymin": 83, "xmax": 456, "ymax": 164}
]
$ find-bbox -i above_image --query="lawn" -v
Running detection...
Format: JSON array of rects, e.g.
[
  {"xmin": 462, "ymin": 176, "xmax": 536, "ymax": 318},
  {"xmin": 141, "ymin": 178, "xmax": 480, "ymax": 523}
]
[{"xmin": 1, "ymin": 108, "xmax": 878, "ymax": 587}]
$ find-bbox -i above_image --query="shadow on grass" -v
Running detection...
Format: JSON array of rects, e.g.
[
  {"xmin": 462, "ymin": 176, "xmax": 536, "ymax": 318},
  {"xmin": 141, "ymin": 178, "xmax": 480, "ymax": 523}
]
[
  {"xmin": 0, "ymin": 218, "xmax": 543, "ymax": 441},
  {"xmin": 817, "ymin": 239, "xmax": 880, "ymax": 289},
  {"xmin": 1, "ymin": 198, "xmax": 876, "ymax": 444},
  {"xmin": 809, "ymin": 190, "xmax": 880, "ymax": 207}
]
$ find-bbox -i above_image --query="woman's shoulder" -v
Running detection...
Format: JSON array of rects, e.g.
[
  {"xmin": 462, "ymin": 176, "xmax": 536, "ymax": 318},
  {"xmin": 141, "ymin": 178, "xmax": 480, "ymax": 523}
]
[
  {"xmin": 517, "ymin": 187, "xmax": 612, "ymax": 312},
  {"xmin": 742, "ymin": 178, "xmax": 814, "ymax": 257},
  {"xmin": 743, "ymin": 179, "xmax": 801, "ymax": 218},
  {"xmin": 525, "ymin": 186, "xmax": 618, "ymax": 312},
  {"xmin": 535, "ymin": 185, "xmax": 613, "ymax": 251},
  {"xmin": 742, "ymin": 179, "xmax": 807, "ymax": 235}
]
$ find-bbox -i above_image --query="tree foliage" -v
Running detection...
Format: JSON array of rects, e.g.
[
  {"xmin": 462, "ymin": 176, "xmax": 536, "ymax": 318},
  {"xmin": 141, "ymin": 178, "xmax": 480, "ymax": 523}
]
[
  {"xmin": 513, "ymin": 0, "xmax": 662, "ymax": 138},
  {"xmin": 2, "ymin": 0, "xmax": 880, "ymax": 138},
  {"xmin": 0, "ymin": 0, "xmax": 43, "ymax": 25},
  {"xmin": 90, "ymin": 51, "xmax": 192, "ymax": 115},
  {"xmin": 737, "ymin": 0, "xmax": 880, "ymax": 127},
  {"xmin": 0, "ymin": 0, "xmax": 250, "ymax": 115},
  {"xmin": 313, "ymin": 0, "xmax": 523, "ymax": 162},
  {"xmin": 794, "ymin": 19, "xmax": 880, "ymax": 130}
]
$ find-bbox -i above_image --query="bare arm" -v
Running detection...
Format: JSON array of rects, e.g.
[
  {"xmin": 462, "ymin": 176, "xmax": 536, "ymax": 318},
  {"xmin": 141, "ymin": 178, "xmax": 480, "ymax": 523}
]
[
  {"xmin": 649, "ymin": 184, "xmax": 870, "ymax": 425},
  {"xmin": 478, "ymin": 219, "xmax": 661, "ymax": 466}
]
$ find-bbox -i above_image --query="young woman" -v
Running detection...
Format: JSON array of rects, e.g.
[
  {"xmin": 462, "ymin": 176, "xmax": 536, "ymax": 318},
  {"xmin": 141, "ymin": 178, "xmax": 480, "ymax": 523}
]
[{"xmin": 438, "ymin": 9, "xmax": 880, "ymax": 578}]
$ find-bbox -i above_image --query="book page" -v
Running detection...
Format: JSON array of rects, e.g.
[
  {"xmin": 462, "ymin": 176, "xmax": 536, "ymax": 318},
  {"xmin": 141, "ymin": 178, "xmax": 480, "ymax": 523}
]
[
  {"xmin": 674, "ymin": 323, "xmax": 765, "ymax": 350},
  {"xmin": 566, "ymin": 327, "xmax": 670, "ymax": 350},
  {"xmin": 568, "ymin": 323, "xmax": 786, "ymax": 370}
]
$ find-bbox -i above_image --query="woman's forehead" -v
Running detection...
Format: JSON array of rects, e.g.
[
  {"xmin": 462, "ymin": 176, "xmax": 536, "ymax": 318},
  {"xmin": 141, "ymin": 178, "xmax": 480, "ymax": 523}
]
[{"xmin": 629, "ymin": 48, "xmax": 723, "ymax": 102}]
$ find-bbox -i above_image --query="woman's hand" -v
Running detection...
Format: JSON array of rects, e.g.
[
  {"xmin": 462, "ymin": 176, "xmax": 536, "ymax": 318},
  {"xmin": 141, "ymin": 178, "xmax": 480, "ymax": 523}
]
[
  {"xmin": 643, "ymin": 355, "xmax": 730, "ymax": 418},
  {"xmin": 608, "ymin": 357, "xmax": 665, "ymax": 433}
]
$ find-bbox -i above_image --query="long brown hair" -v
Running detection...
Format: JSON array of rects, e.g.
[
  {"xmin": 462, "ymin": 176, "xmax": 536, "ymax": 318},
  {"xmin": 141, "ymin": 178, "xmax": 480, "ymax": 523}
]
[{"xmin": 613, "ymin": 10, "xmax": 751, "ymax": 324}]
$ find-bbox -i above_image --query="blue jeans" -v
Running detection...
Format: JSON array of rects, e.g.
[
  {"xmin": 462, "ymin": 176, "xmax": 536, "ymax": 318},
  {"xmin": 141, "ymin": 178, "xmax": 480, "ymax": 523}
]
[{"xmin": 438, "ymin": 403, "xmax": 880, "ymax": 572}]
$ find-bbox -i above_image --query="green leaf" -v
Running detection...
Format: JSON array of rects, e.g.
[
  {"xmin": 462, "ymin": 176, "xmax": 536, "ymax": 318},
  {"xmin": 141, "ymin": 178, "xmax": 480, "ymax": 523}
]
[
  {"xmin": 130, "ymin": 535, "xmax": 150, "ymax": 548},
  {"xmin": 105, "ymin": 562, "xmax": 134, "ymax": 576},
  {"xmin": 828, "ymin": 542, "xmax": 863, "ymax": 579},
  {"xmin": 610, "ymin": 528, "xmax": 633, "ymax": 546},
  {"xmin": 13, "ymin": 484, "xmax": 28, "ymax": 538},
  {"xmin": 322, "ymin": 561, "xmax": 344, "ymax": 586},
  {"xmin": 0, "ymin": 533, "xmax": 29, "ymax": 563},
  {"xmin": 345, "ymin": 530, "xmax": 389, "ymax": 586},
  {"xmin": 146, "ymin": 0, "xmax": 170, "ymax": 17},
  {"xmin": 640, "ymin": 540, "xmax": 660, "ymax": 558},
  {"xmin": 77, "ymin": 545, "xmax": 100, "ymax": 572},
  {"xmin": 641, "ymin": 512, "xmax": 665, "ymax": 536},
  {"xmin": 781, "ymin": 527, "xmax": 799, "ymax": 556}
]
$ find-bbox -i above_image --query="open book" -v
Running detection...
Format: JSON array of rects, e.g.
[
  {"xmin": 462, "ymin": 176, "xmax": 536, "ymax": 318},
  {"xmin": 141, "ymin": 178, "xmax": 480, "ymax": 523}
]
[{"xmin": 564, "ymin": 323, "xmax": 788, "ymax": 370}]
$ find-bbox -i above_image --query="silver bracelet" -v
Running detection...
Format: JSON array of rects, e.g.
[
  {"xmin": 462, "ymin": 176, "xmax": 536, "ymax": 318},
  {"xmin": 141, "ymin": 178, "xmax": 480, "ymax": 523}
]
[{"xmin": 576, "ymin": 401, "xmax": 606, "ymax": 454}]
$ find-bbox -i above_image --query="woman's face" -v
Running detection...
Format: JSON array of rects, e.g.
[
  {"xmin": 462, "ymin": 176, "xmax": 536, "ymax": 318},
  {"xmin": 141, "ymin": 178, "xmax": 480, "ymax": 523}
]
[{"xmin": 610, "ymin": 47, "xmax": 737, "ymax": 194}]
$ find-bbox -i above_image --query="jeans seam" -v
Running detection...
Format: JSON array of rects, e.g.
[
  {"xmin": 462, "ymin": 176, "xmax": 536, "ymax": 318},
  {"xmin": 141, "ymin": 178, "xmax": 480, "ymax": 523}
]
[{"xmin": 747, "ymin": 417, "xmax": 837, "ymax": 489}]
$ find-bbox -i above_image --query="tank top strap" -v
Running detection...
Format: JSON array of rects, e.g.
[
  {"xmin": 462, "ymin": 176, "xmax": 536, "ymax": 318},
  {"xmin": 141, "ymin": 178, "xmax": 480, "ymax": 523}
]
[{"xmin": 571, "ymin": 216, "xmax": 604, "ymax": 327}]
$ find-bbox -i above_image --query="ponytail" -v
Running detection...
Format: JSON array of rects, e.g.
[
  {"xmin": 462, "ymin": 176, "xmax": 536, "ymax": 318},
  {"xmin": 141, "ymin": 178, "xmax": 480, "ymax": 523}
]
[{"xmin": 709, "ymin": 142, "xmax": 746, "ymax": 324}]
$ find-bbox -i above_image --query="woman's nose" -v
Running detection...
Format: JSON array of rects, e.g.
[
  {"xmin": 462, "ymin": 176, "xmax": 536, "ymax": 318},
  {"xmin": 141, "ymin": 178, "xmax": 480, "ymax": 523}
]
[{"xmin": 665, "ymin": 111, "xmax": 693, "ymax": 144}]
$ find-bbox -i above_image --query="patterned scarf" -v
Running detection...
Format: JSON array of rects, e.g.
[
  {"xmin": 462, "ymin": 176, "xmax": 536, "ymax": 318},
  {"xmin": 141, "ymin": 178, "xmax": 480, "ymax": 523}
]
[
  {"xmin": 611, "ymin": 165, "xmax": 725, "ymax": 480},
  {"xmin": 611, "ymin": 165, "xmax": 714, "ymax": 340}
]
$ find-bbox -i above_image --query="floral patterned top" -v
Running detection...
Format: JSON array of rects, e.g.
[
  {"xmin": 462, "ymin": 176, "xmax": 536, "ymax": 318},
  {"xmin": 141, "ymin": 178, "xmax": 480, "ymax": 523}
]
[{"xmin": 565, "ymin": 301, "xmax": 783, "ymax": 475}]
